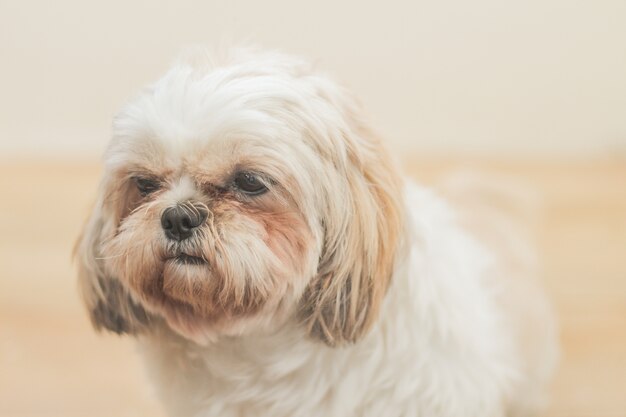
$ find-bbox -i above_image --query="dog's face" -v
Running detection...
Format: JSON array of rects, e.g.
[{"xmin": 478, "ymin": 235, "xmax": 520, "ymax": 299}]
[{"xmin": 77, "ymin": 49, "xmax": 403, "ymax": 346}]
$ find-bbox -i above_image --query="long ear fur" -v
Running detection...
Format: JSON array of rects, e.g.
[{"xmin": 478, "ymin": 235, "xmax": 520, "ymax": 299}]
[
  {"xmin": 300, "ymin": 113, "xmax": 405, "ymax": 346},
  {"xmin": 75, "ymin": 191, "xmax": 152, "ymax": 335}
]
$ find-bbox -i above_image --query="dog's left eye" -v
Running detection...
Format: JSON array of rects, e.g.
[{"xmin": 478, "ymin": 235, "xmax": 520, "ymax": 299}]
[
  {"xmin": 234, "ymin": 172, "xmax": 268, "ymax": 195},
  {"xmin": 133, "ymin": 177, "xmax": 161, "ymax": 196}
]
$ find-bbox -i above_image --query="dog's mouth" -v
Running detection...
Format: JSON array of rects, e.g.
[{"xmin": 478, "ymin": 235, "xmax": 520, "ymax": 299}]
[{"xmin": 170, "ymin": 253, "xmax": 207, "ymax": 266}]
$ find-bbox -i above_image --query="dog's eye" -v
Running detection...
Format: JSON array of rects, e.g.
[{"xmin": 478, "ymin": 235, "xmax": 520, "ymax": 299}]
[
  {"xmin": 133, "ymin": 177, "xmax": 161, "ymax": 196},
  {"xmin": 233, "ymin": 172, "xmax": 268, "ymax": 195}
]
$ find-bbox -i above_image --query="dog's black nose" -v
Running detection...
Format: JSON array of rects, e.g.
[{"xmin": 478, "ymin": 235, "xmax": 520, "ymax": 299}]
[{"xmin": 161, "ymin": 204, "xmax": 207, "ymax": 241}]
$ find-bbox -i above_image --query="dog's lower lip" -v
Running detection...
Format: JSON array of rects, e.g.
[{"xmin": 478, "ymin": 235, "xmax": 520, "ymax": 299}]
[{"xmin": 173, "ymin": 253, "xmax": 207, "ymax": 265}]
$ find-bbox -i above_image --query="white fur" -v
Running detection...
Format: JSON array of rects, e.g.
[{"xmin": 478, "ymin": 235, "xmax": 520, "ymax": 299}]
[{"xmin": 78, "ymin": 47, "xmax": 557, "ymax": 417}]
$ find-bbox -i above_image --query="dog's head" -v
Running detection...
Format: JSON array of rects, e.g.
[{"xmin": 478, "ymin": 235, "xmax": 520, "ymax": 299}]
[{"xmin": 76, "ymin": 48, "xmax": 404, "ymax": 346}]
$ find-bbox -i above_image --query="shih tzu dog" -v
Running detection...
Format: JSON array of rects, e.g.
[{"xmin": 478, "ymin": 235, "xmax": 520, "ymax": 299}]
[{"xmin": 76, "ymin": 47, "xmax": 557, "ymax": 417}]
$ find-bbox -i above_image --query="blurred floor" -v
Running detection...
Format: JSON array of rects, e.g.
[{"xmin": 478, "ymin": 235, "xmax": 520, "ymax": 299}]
[{"xmin": 0, "ymin": 157, "xmax": 625, "ymax": 417}]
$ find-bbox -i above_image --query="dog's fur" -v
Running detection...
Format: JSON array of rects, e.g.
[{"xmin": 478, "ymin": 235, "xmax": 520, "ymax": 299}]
[{"xmin": 76, "ymin": 47, "xmax": 557, "ymax": 417}]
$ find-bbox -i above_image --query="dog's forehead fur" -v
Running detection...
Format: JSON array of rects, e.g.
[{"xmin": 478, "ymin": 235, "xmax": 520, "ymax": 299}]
[{"xmin": 107, "ymin": 50, "xmax": 348, "ymax": 177}]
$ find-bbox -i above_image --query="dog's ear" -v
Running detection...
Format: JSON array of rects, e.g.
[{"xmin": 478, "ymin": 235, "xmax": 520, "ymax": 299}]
[
  {"xmin": 75, "ymin": 187, "xmax": 152, "ymax": 335},
  {"xmin": 300, "ymin": 114, "xmax": 404, "ymax": 346}
]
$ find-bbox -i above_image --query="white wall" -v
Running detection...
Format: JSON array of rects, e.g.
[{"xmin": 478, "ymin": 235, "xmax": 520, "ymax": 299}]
[{"xmin": 1, "ymin": 0, "xmax": 625, "ymax": 159}]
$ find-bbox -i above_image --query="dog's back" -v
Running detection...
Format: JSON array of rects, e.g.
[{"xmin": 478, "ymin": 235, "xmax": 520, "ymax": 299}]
[{"xmin": 438, "ymin": 171, "xmax": 559, "ymax": 416}]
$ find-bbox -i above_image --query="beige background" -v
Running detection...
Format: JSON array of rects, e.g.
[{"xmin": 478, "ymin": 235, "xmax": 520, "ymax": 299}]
[
  {"xmin": 1, "ymin": 0, "xmax": 626, "ymax": 158},
  {"xmin": 1, "ymin": 1, "xmax": 626, "ymax": 417}
]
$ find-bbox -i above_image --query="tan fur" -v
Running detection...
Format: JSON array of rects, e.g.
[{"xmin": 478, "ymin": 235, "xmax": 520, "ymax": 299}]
[
  {"xmin": 299, "ymin": 118, "xmax": 405, "ymax": 346},
  {"xmin": 75, "ymin": 181, "xmax": 153, "ymax": 335}
]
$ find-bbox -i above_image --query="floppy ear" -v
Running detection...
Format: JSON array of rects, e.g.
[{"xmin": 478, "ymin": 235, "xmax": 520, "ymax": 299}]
[
  {"xmin": 75, "ymin": 189, "xmax": 152, "ymax": 335},
  {"xmin": 299, "ymin": 123, "xmax": 404, "ymax": 346}
]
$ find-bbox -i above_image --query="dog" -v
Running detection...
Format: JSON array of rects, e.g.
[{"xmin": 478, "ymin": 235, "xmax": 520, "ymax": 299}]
[{"xmin": 76, "ymin": 47, "xmax": 557, "ymax": 417}]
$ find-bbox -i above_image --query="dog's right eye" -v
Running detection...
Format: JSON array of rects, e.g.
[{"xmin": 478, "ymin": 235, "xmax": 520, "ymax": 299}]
[
  {"xmin": 133, "ymin": 177, "xmax": 161, "ymax": 196},
  {"xmin": 233, "ymin": 172, "xmax": 268, "ymax": 195}
]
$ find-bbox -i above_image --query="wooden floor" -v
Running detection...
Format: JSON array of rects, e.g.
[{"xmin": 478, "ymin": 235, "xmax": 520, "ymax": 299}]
[{"xmin": 1, "ymin": 157, "xmax": 625, "ymax": 417}]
